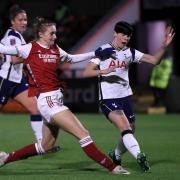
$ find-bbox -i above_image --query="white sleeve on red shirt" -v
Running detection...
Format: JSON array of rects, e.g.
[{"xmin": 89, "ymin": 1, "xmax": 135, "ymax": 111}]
[
  {"xmin": 17, "ymin": 43, "xmax": 32, "ymax": 58},
  {"xmin": 58, "ymin": 47, "xmax": 95, "ymax": 63},
  {"xmin": 0, "ymin": 43, "xmax": 31, "ymax": 58},
  {"xmin": 0, "ymin": 43, "xmax": 19, "ymax": 55}
]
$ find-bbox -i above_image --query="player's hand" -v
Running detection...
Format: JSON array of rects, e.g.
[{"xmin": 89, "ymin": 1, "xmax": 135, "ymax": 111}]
[
  {"xmin": 0, "ymin": 53, "xmax": 4, "ymax": 66},
  {"xmin": 0, "ymin": 53, "xmax": 4, "ymax": 60},
  {"xmin": 101, "ymin": 67, "xmax": 116, "ymax": 75},
  {"xmin": 162, "ymin": 26, "xmax": 175, "ymax": 48},
  {"xmin": 95, "ymin": 47, "xmax": 116, "ymax": 59}
]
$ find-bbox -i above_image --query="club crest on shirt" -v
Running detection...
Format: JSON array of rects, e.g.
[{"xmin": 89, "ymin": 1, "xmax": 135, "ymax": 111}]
[{"xmin": 10, "ymin": 38, "xmax": 16, "ymax": 45}]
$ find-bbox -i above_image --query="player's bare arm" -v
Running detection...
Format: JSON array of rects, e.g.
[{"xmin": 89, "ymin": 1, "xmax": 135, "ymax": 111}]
[
  {"xmin": 140, "ymin": 26, "xmax": 175, "ymax": 65},
  {"xmin": 11, "ymin": 56, "xmax": 24, "ymax": 64},
  {"xmin": 83, "ymin": 62, "xmax": 116, "ymax": 77}
]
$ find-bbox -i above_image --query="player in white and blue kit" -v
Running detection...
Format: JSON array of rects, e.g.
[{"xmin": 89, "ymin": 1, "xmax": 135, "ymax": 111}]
[
  {"xmin": 0, "ymin": 5, "xmax": 43, "ymax": 142},
  {"xmin": 84, "ymin": 21, "xmax": 175, "ymax": 172}
]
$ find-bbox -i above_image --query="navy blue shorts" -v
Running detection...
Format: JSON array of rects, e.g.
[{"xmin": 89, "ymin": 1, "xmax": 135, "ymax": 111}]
[
  {"xmin": 0, "ymin": 76, "xmax": 29, "ymax": 105},
  {"xmin": 99, "ymin": 96, "xmax": 135, "ymax": 123}
]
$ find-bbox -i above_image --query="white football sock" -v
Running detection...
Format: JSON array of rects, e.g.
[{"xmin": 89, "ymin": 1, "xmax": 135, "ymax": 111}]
[
  {"xmin": 122, "ymin": 133, "xmax": 140, "ymax": 159},
  {"xmin": 31, "ymin": 121, "xmax": 43, "ymax": 142}
]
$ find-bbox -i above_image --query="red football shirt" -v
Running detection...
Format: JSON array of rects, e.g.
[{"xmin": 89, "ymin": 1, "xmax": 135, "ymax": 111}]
[{"xmin": 24, "ymin": 41, "xmax": 64, "ymax": 97}]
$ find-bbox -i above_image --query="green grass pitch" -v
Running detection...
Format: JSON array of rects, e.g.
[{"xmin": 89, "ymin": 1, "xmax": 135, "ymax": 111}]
[{"xmin": 0, "ymin": 113, "xmax": 180, "ymax": 180}]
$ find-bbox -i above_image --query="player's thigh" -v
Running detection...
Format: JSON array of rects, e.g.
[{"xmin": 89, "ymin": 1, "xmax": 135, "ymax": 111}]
[
  {"xmin": 14, "ymin": 90, "xmax": 39, "ymax": 114},
  {"xmin": 52, "ymin": 109, "xmax": 89, "ymax": 140},
  {"xmin": 108, "ymin": 110, "xmax": 131, "ymax": 132}
]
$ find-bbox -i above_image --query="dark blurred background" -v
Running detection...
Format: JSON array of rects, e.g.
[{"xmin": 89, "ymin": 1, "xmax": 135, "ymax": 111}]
[{"xmin": 0, "ymin": 0, "xmax": 180, "ymax": 113}]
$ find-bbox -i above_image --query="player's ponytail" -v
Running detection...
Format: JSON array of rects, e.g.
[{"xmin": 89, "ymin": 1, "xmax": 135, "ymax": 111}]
[{"xmin": 33, "ymin": 16, "xmax": 56, "ymax": 40}]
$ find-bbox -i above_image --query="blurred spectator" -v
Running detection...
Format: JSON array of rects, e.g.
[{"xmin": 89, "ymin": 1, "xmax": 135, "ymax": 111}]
[
  {"xmin": 149, "ymin": 54, "xmax": 173, "ymax": 107},
  {"xmin": 54, "ymin": 1, "xmax": 70, "ymax": 26}
]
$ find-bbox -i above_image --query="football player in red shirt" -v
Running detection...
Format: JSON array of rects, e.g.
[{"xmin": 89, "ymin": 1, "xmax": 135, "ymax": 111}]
[{"xmin": 0, "ymin": 17, "xmax": 129, "ymax": 175}]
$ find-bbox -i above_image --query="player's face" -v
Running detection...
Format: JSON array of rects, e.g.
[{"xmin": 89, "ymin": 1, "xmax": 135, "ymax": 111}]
[
  {"xmin": 11, "ymin": 13, "xmax": 27, "ymax": 33},
  {"xmin": 113, "ymin": 32, "xmax": 131, "ymax": 49},
  {"xmin": 40, "ymin": 25, "xmax": 57, "ymax": 47}
]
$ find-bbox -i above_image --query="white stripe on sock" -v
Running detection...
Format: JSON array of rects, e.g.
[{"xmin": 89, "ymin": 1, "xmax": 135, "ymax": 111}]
[
  {"xmin": 79, "ymin": 136, "xmax": 93, "ymax": 147},
  {"xmin": 35, "ymin": 142, "xmax": 45, "ymax": 154}
]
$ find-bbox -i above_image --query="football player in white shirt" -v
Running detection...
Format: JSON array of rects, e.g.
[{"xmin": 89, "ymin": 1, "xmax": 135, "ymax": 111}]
[
  {"xmin": 83, "ymin": 21, "xmax": 175, "ymax": 172},
  {"xmin": 0, "ymin": 5, "xmax": 43, "ymax": 142}
]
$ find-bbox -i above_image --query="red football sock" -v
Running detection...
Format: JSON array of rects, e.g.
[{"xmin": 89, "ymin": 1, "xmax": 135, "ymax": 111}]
[
  {"xmin": 80, "ymin": 136, "xmax": 116, "ymax": 171},
  {"xmin": 6, "ymin": 144, "xmax": 38, "ymax": 164}
]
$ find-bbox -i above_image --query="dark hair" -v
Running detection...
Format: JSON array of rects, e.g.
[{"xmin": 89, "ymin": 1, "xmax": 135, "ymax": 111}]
[
  {"xmin": 33, "ymin": 17, "xmax": 56, "ymax": 39},
  {"xmin": 114, "ymin": 21, "xmax": 133, "ymax": 36},
  {"xmin": 9, "ymin": 4, "xmax": 26, "ymax": 20}
]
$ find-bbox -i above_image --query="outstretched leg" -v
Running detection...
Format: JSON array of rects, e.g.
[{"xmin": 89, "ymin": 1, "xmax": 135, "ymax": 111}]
[
  {"xmin": 52, "ymin": 109, "xmax": 129, "ymax": 174},
  {"xmin": 0, "ymin": 122, "xmax": 59, "ymax": 166}
]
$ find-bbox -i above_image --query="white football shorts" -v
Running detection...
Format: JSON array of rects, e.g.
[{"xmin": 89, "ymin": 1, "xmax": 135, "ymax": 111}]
[{"xmin": 37, "ymin": 89, "xmax": 68, "ymax": 123}]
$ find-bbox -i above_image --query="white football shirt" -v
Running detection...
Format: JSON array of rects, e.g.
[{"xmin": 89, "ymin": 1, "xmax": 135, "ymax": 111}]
[
  {"xmin": 89, "ymin": 43, "xmax": 144, "ymax": 99},
  {"xmin": 0, "ymin": 28, "xmax": 26, "ymax": 83}
]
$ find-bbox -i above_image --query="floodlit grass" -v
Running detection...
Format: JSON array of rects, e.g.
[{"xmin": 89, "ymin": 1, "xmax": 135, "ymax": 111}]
[{"xmin": 0, "ymin": 113, "xmax": 180, "ymax": 180}]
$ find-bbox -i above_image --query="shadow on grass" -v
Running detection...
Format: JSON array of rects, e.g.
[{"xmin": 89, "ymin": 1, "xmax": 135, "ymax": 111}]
[
  {"xmin": 125, "ymin": 158, "xmax": 176, "ymax": 173},
  {"xmin": 148, "ymin": 159, "xmax": 176, "ymax": 166},
  {"xmin": 0, "ymin": 161, "xmax": 104, "ymax": 176}
]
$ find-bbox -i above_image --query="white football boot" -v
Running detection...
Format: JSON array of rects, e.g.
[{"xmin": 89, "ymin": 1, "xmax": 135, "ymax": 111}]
[
  {"xmin": 111, "ymin": 165, "xmax": 131, "ymax": 175},
  {"xmin": 0, "ymin": 152, "xmax": 9, "ymax": 167}
]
